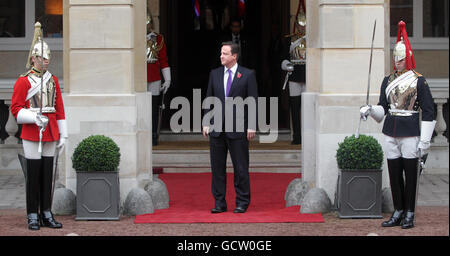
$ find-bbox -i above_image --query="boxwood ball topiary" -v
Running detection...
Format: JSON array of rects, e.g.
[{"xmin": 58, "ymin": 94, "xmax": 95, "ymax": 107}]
[
  {"xmin": 336, "ymin": 134, "xmax": 383, "ymax": 170},
  {"xmin": 72, "ymin": 135, "xmax": 121, "ymax": 172}
]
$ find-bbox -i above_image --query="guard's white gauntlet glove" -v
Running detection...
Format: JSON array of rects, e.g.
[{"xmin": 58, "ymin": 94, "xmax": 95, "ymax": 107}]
[
  {"xmin": 17, "ymin": 108, "xmax": 48, "ymax": 129},
  {"xmin": 161, "ymin": 67, "xmax": 171, "ymax": 94},
  {"xmin": 57, "ymin": 119, "xmax": 68, "ymax": 152},
  {"xmin": 359, "ymin": 105, "xmax": 385, "ymax": 123},
  {"xmin": 418, "ymin": 120, "xmax": 436, "ymax": 157}
]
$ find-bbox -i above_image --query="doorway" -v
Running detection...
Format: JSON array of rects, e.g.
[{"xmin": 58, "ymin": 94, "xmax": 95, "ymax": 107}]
[{"xmin": 159, "ymin": 0, "xmax": 291, "ymax": 133}]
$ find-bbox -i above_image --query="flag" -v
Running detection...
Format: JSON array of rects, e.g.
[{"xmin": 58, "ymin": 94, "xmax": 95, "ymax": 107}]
[
  {"xmin": 193, "ymin": 0, "xmax": 200, "ymax": 18},
  {"xmin": 238, "ymin": 0, "xmax": 245, "ymax": 18}
]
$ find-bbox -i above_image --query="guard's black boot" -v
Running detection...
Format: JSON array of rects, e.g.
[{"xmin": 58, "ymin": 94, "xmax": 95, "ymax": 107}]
[
  {"xmin": 152, "ymin": 95, "xmax": 160, "ymax": 146},
  {"xmin": 387, "ymin": 158, "xmax": 405, "ymax": 210},
  {"xmin": 381, "ymin": 209, "xmax": 404, "ymax": 227},
  {"xmin": 403, "ymin": 158, "xmax": 419, "ymax": 214},
  {"xmin": 39, "ymin": 157, "xmax": 62, "ymax": 228},
  {"xmin": 40, "ymin": 157, "xmax": 53, "ymax": 213},
  {"xmin": 289, "ymin": 96, "xmax": 301, "ymax": 145},
  {"xmin": 25, "ymin": 158, "xmax": 41, "ymax": 230},
  {"xmin": 401, "ymin": 210, "xmax": 415, "ymax": 229},
  {"xmin": 27, "ymin": 213, "xmax": 40, "ymax": 231},
  {"xmin": 40, "ymin": 211, "xmax": 62, "ymax": 228}
]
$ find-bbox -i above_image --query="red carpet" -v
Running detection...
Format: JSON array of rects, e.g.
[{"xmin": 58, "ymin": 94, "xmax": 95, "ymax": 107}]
[{"xmin": 134, "ymin": 173, "xmax": 324, "ymax": 224}]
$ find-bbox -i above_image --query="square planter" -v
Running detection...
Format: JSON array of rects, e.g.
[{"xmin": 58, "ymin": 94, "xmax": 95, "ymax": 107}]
[
  {"xmin": 76, "ymin": 171, "xmax": 120, "ymax": 220},
  {"xmin": 336, "ymin": 169, "xmax": 383, "ymax": 219}
]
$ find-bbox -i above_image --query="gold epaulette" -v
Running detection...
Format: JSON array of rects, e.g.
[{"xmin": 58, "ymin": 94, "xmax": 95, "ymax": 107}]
[
  {"xmin": 20, "ymin": 70, "xmax": 33, "ymax": 77},
  {"xmin": 412, "ymin": 70, "xmax": 423, "ymax": 77}
]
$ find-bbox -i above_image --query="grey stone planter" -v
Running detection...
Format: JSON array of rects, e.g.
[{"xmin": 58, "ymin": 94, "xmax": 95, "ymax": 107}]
[
  {"xmin": 336, "ymin": 169, "xmax": 383, "ymax": 219},
  {"xmin": 76, "ymin": 171, "xmax": 120, "ymax": 220}
]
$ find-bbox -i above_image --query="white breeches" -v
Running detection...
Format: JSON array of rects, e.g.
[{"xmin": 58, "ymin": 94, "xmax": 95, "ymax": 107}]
[
  {"xmin": 23, "ymin": 140, "xmax": 56, "ymax": 159},
  {"xmin": 148, "ymin": 81, "xmax": 161, "ymax": 96},
  {"xmin": 288, "ymin": 82, "xmax": 306, "ymax": 97},
  {"xmin": 384, "ymin": 135, "xmax": 419, "ymax": 160}
]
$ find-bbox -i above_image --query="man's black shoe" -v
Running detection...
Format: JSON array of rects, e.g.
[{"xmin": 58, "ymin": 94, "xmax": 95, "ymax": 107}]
[
  {"xmin": 40, "ymin": 211, "xmax": 62, "ymax": 229},
  {"xmin": 401, "ymin": 211, "xmax": 415, "ymax": 229},
  {"xmin": 291, "ymin": 137, "xmax": 301, "ymax": 145},
  {"xmin": 211, "ymin": 207, "xmax": 227, "ymax": 213},
  {"xmin": 381, "ymin": 209, "xmax": 404, "ymax": 227},
  {"xmin": 27, "ymin": 213, "xmax": 40, "ymax": 231},
  {"xmin": 233, "ymin": 207, "xmax": 247, "ymax": 213}
]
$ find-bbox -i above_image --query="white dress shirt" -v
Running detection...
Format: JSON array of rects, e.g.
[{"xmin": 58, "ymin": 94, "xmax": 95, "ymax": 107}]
[{"xmin": 223, "ymin": 63, "xmax": 238, "ymax": 97}]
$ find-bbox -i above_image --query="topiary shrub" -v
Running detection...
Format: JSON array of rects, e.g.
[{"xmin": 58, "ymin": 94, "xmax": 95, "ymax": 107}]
[
  {"xmin": 72, "ymin": 135, "xmax": 121, "ymax": 172},
  {"xmin": 336, "ymin": 134, "xmax": 383, "ymax": 170}
]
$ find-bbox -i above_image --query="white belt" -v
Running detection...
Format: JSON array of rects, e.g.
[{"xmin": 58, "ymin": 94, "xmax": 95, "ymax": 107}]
[{"xmin": 389, "ymin": 109, "xmax": 419, "ymax": 116}]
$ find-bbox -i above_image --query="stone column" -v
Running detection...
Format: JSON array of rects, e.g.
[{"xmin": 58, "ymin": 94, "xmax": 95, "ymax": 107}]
[
  {"xmin": 302, "ymin": 0, "xmax": 390, "ymax": 203},
  {"xmin": 63, "ymin": 0, "xmax": 152, "ymax": 205},
  {"xmin": 428, "ymin": 84, "xmax": 449, "ymax": 174}
]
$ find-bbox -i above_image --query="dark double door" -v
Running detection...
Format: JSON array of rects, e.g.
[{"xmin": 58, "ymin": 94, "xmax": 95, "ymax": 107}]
[{"xmin": 159, "ymin": 0, "xmax": 291, "ymax": 132}]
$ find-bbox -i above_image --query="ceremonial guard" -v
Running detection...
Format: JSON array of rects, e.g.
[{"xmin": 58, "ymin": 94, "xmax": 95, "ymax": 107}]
[
  {"xmin": 10, "ymin": 22, "xmax": 66, "ymax": 230},
  {"xmin": 281, "ymin": 0, "xmax": 306, "ymax": 145},
  {"xmin": 147, "ymin": 13, "xmax": 171, "ymax": 146},
  {"xmin": 360, "ymin": 21, "xmax": 435, "ymax": 229}
]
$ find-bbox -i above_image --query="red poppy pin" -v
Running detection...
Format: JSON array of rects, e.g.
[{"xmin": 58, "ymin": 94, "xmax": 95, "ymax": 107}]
[{"xmin": 237, "ymin": 72, "xmax": 242, "ymax": 79}]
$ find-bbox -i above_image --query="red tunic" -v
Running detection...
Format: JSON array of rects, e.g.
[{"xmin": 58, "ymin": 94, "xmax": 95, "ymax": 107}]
[
  {"xmin": 147, "ymin": 33, "xmax": 169, "ymax": 83},
  {"xmin": 10, "ymin": 73, "xmax": 65, "ymax": 142}
]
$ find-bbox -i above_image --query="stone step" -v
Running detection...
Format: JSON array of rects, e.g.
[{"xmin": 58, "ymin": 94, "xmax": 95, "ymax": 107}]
[
  {"xmin": 158, "ymin": 130, "xmax": 293, "ymax": 142},
  {"xmin": 153, "ymin": 149, "xmax": 301, "ymax": 173}
]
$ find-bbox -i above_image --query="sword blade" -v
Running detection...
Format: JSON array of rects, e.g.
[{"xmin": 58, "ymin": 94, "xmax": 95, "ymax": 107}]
[
  {"xmin": 39, "ymin": 33, "xmax": 44, "ymax": 116},
  {"xmin": 51, "ymin": 148, "xmax": 60, "ymax": 209},
  {"xmin": 157, "ymin": 93, "xmax": 165, "ymax": 138},
  {"xmin": 356, "ymin": 20, "xmax": 376, "ymax": 139},
  {"xmin": 366, "ymin": 20, "xmax": 377, "ymax": 105}
]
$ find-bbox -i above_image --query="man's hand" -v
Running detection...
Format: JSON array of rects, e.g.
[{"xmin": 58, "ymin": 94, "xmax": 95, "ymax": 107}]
[
  {"xmin": 247, "ymin": 129, "xmax": 256, "ymax": 141},
  {"xmin": 418, "ymin": 140, "xmax": 430, "ymax": 157},
  {"xmin": 202, "ymin": 126, "xmax": 210, "ymax": 139},
  {"xmin": 57, "ymin": 137, "xmax": 66, "ymax": 150},
  {"xmin": 35, "ymin": 114, "xmax": 48, "ymax": 130},
  {"xmin": 359, "ymin": 105, "xmax": 372, "ymax": 121},
  {"xmin": 161, "ymin": 81, "xmax": 170, "ymax": 94}
]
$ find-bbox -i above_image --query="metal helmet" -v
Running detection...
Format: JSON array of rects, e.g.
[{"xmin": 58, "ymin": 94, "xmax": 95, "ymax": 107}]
[
  {"xmin": 296, "ymin": 9, "xmax": 306, "ymax": 27},
  {"xmin": 26, "ymin": 22, "xmax": 51, "ymax": 69},
  {"xmin": 393, "ymin": 38, "xmax": 406, "ymax": 62}
]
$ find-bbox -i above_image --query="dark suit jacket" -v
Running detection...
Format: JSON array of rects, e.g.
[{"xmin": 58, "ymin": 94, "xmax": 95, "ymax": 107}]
[{"xmin": 205, "ymin": 65, "xmax": 258, "ymax": 139}]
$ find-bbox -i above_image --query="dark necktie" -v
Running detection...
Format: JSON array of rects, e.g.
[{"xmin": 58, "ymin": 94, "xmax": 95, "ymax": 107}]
[{"xmin": 226, "ymin": 69, "xmax": 232, "ymax": 97}]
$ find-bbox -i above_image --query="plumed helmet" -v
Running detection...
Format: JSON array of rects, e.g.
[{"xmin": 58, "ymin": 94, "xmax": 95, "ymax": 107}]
[
  {"xmin": 393, "ymin": 20, "xmax": 415, "ymax": 70},
  {"xmin": 26, "ymin": 22, "xmax": 51, "ymax": 69}
]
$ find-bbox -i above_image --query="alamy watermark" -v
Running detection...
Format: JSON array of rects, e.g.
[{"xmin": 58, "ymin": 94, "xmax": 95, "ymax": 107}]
[{"xmin": 168, "ymin": 89, "xmax": 279, "ymax": 143}]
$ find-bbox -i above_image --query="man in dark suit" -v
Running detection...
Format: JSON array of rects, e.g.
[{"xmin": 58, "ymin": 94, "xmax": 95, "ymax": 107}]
[
  {"xmin": 220, "ymin": 19, "xmax": 254, "ymax": 69},
  {"xmin": 203, "ymin": 41, "xmax": 258, "ymax": 214}
]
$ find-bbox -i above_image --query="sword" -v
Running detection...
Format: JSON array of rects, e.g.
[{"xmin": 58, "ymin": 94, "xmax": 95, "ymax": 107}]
[
  {"xmin": 156, "ymin": 92, "xmax": 165, "ymax": 140},
  {"xmin": 50, "ymin": 147, "xmax": 60, "ymax": 209},
  {"xmin": 38, "ymin": 30, "xmax": 45, "ymax": 152},
  {"xmin": 413, "ymin": 149, "xmax": 428, "ymax": 219},
  {"xmin": 356, "ymin": 20, "xmax": 376, "ymax": 139}
]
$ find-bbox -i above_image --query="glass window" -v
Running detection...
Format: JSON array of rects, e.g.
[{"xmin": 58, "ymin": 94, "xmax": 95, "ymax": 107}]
[
  {"xmin": 423, "ymin": 0, "xmax": 449, "ymax": 37},
  {"xmin": 35, "ymin": 0, "xmax": 63, "ymax": 38},
  {"xmin": 390, "ymin": 0, "xmax": 414, "ymax": 37},
  {"xmin": 0, "ymin": 0, "xmax": 25, "ymax": 37}
]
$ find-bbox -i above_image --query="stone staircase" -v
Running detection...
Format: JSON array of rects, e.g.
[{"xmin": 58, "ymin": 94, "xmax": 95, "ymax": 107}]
[{"xmin": 153, "ymin": 131, "xmax": 301, "ymax": 173}]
